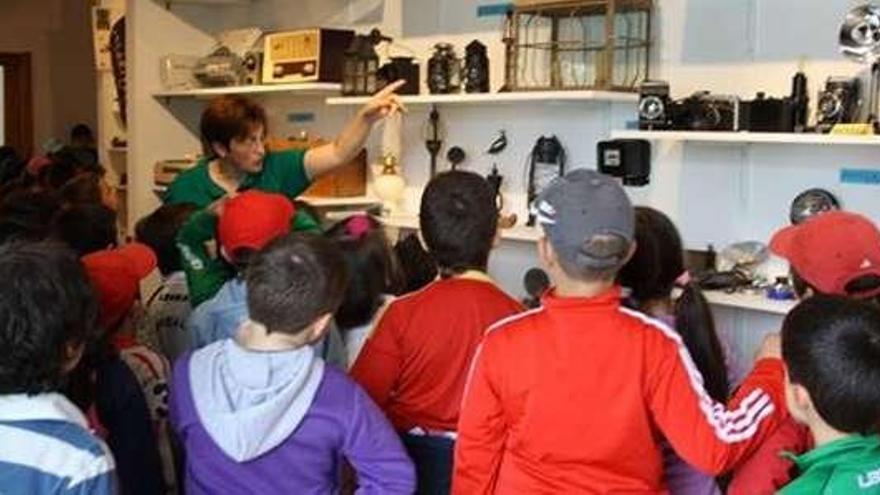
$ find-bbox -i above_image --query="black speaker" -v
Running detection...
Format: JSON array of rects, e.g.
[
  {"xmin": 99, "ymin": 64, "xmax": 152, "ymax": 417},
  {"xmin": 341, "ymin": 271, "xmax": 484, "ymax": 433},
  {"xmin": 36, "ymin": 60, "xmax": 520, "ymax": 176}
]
[
  {"xmin": 597, "ymin": 139, "xmax": 651, "ymax": 187},
  {"xmin": 638, "ymin": 80, "xmax": 671, "ymax": 130}
]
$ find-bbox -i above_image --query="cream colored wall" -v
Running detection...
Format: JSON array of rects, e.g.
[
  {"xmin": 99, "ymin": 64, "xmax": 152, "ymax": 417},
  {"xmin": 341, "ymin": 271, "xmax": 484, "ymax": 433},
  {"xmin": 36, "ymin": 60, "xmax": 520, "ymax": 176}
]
[{"xmin": 0, "ymin": 0, "xmax": 96, "ymax": 149}]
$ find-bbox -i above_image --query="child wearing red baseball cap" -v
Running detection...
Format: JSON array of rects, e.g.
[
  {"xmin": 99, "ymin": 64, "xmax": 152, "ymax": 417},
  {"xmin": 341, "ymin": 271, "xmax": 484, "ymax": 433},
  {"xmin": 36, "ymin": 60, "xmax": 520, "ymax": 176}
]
[
  {"xmin": 731, "ymin": 210, "xmax": 880, "ymax": 494},
  {"xmin": 78, "ymin": 242, "xmax": 175, "ymax": 494}
]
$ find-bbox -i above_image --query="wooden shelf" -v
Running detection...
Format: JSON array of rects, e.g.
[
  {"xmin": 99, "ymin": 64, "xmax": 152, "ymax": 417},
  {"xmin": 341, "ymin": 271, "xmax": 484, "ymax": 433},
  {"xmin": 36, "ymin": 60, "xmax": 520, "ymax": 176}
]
[
  {"xmin": 611, "ymin": 130, "xmax": 880, "ymax": 146},
  {"xmin": 153, "ymin": 82, "xmax": 341, "ymax": 99},
  {"xmin": 326, "ymin": 90, "xmax": 638, "ymax": 107},
  {"xmin": 300, "ymin": 196, "xmax": 381, "ymax": 207}
]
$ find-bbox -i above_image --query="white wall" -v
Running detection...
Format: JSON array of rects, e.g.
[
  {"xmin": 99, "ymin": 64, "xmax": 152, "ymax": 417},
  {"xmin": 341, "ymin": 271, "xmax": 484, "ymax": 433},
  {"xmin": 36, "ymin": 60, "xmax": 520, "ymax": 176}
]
[
  {"xmin": 0, "ymin": 0, "xmax": 96, "ymax": 148},
  {"xmin": 127, "ymin": 0, "xmax": 880, "ymax": 356}
]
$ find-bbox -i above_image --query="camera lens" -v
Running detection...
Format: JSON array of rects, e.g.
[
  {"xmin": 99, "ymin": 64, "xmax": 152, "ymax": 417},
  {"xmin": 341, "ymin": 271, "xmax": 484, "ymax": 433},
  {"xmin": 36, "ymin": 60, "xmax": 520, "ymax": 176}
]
[{"xmin": 639, "ymin": 96, "xmax": 665, "ymax": 120}]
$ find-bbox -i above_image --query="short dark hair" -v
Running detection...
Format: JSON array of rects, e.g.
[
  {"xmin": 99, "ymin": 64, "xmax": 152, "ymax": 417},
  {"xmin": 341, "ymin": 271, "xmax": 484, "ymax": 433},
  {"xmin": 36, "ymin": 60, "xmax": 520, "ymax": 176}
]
[
  {"xmin": 200, "ymin": 95, "xmax": 267, "ymax": 157},
  {"xmin": 782, "ymin": 295, "xmax": 880, "ymax": 434},
  {"xmin": 246, "ymin": 233, "xmax": 349, "ymax": 335},
  {"xmin": 51, "ymin": 204, "xmax": 118, "ymax": 256},
  {"xmin": 70, "ymin": 124, "xmax": 94, "ymax": 142},
  {"xmin": 419, "ymin": 171, "xmax": 498, "ymax": 276},
  {"xmin": 135, "ymin": 203, "xmax": 197, "ymax": 275},
  {"xmin": 0, "ymin": 241, "xmax": 99, "ymax": 394},
  {"xmin": 0, "ymin": 189, "xmax": 60, "ymax": 244},
  {"xmin": 58, "ymin": 172, "xmax": 106, "ymax": 206},
  {"xmin": 326, "ymin": 215, "xmax": 404, "ymax": 330}
]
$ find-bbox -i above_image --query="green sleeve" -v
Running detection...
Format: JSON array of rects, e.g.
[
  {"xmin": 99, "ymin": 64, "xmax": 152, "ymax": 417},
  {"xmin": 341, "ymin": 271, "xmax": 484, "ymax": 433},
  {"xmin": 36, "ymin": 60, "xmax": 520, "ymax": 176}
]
[
  {"xmin": 267, "ymin": 149, "xmax": 311, "ymax": 198},
  {"xmin": 292, "ymin": 209, "xmax": 321, "ymax": 233},
  {"xmin": 176, "ymin": 209, "xmax": 234, "ymax": 307}
]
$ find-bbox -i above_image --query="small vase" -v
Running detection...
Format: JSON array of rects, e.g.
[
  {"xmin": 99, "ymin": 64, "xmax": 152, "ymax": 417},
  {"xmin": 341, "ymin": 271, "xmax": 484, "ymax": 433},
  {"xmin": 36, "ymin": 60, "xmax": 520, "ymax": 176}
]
[{"xmin": 374, "ymin": 154, "xmax": 405, "ymax": 215}]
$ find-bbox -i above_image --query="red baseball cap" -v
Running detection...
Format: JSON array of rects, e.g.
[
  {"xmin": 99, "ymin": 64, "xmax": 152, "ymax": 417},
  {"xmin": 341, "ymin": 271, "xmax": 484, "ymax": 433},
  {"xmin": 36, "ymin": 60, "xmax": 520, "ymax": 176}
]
[
  {"xmin": 770, "ymin": 211, "xmax": 880, "ymax": 298},
  {"xmin": 82, "ymin": 242, "xmax": 157, "ymax": 331},
  {"xmin": 217, "ymin": 190, "xmax": 296, "ymax": 257}
]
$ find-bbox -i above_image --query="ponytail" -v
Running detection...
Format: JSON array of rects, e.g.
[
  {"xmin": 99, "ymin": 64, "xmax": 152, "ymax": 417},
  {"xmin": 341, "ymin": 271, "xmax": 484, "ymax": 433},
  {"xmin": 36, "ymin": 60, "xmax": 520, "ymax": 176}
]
[{"xmin": 674, "ymin": 283, "xmax": 729, "ymax": 402}]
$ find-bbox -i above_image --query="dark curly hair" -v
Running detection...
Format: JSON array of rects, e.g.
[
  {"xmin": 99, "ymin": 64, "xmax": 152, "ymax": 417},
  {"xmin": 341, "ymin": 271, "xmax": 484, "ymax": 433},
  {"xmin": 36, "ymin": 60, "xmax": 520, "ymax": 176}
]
[{"xmin": 0, "ymin": 241, "xmax": 100, "ymax": 394}]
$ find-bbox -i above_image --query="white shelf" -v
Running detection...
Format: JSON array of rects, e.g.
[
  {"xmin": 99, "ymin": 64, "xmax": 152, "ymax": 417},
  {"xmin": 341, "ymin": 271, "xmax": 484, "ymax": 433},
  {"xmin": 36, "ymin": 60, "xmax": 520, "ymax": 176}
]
[
  {"xmin": 326, "ymin": 90, "xmax": 638, "ymax": 107},
  {"xmin": 300, "ymin": 196, "xmax": 381, "ymax": 207},
  {"xmin": 154, "ymin": 82, "xmax": 341, "ymax": 99},
  {"xmin": 702, "ymin": 290, "xmax": 795, "ymax": 315},
  {"xmin": 611, "ymin": 130, "xmax": 880, "ymax": 146},
  {"xmin": 381, "ymin": 214, "xmax": 542, "ymax": 243}
]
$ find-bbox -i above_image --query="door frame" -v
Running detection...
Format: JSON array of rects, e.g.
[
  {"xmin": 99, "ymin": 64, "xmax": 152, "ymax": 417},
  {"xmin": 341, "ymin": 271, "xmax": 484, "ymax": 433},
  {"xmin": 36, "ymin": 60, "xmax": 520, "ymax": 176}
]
[{"xmin": 0, "ymin": 53, "xmax": 34, "ymax": 157}]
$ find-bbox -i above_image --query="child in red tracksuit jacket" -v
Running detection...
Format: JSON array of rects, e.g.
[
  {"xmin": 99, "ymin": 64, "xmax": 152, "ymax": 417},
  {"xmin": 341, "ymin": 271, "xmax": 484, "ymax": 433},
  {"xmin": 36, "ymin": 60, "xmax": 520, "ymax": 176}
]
[
  {"xmin": 453, "ymin": 169, "xmax": 788, "ymax": 494},
  {"xmin": 729, "ymin": 210, "xmax": 880, "ymax": 494}
]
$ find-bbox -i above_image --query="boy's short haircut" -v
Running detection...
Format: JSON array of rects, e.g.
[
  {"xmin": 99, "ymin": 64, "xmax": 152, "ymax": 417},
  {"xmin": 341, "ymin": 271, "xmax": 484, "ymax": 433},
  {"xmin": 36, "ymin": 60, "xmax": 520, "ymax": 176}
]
[
  {"xmin": 534, "ymin": 169, "xmax": 634, "ymax": 282},
  {"xmin": 782, "ymin": 295, "xmax": 880, "ymax": 435},
  {"xmin": 51, "ymin": 203, "xmax": 118, "ymax": 256},
  {"xmin": 419, "ymin": 171, "xmax": 498, "ymax": 275},
  {"xmin": 135, "ymin": 203, "xmax": 198, "ymax": 275},
  {"xmin": 57, "ymin": 171, "xmax": 106, "ymax": 206},
  {"xmin": 200, "ymin": 95, "xmax": 267, "ymax": 156},
  {"xmin": 0, "ymin": 189, "xmax": 61, "ymax": 244},
  {"xmin": 0, "ymin": 241, "xmax": 99, "ymax": 395},
  {"xmin": 246, "ymin": 232, "xmax": 349, "ymax": 335}
]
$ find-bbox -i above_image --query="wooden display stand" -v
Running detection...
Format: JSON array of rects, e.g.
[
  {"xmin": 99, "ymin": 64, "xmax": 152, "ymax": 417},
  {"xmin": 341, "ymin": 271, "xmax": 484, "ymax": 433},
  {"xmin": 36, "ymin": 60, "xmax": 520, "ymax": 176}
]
[{"xmin": 265, "ymin": 136, "xmax": 367, "ymax": 197}]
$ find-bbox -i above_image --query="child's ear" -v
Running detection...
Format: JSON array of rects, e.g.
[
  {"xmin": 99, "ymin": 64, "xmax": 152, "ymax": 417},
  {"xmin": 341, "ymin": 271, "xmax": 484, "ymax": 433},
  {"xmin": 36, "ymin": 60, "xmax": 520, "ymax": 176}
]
[
  {"xmin": 787, "ymin": 382, "xmax": 815, "ymax": 424},
  {"xmin": 62, "ymin": 341, "xmax": 85, "ymax": 374},
  {"xmin": 537, "ymin": 237, "xmax": 557, "ymax": 272},
  {"xmin": 308, "ymin": 313, "xmax": 334, "ymax": 343}
]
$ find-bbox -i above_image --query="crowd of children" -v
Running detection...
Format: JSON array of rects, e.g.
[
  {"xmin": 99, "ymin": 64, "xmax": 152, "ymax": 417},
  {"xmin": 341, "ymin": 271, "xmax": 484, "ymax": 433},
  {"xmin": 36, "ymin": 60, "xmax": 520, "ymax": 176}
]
[{"xmin": 1, "ymin": 91, "xmax": 879, "ymax": 495}]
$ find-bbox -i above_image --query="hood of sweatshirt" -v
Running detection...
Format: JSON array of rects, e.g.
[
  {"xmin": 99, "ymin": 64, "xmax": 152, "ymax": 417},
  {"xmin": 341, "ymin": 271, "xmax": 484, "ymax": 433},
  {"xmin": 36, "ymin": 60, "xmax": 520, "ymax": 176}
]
[{"xmin": 188, "ymin": 335, "xmax": 324, "ymax": 462}]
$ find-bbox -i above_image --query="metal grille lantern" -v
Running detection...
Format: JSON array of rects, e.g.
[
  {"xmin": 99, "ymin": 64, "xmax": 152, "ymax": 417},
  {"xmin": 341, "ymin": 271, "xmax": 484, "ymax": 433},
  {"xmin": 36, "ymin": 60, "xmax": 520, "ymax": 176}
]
[
  {"xmin": 342, "ymin": 35, "xmax": 380, "ymax": 96},
  {"xmin": 504, "ymin": 0, "xmax": 652, "ymax": 92}
]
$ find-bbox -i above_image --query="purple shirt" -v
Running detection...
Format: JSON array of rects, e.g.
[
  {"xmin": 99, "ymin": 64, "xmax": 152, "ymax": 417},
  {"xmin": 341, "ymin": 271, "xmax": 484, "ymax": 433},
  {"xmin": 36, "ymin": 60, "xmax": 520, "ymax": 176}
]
[{"xmin": 170, "ymin": 355, "xmax": 415, "ymax": 494}]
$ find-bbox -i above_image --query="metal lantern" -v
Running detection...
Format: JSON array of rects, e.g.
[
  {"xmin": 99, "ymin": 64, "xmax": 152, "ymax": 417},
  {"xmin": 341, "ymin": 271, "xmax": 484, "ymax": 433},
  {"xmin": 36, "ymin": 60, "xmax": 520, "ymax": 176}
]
[
  {"xmin": 428, "ymin": 43, "xmax": 462, "ymax": 94},
  {"xmin": 464, "ymin": 40, "xmax": 490, "ymax": 93},
  {"xmin": 504, "ymin": 0, "xmax": 652, "ymax": 92},
  {"xmin": 342, "ymin": 35, "xmax": 380, "ymax": 96}
]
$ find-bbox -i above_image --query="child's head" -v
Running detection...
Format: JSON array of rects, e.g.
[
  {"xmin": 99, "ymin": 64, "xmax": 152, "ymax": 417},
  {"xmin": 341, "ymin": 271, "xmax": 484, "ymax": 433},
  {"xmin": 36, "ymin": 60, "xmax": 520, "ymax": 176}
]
[
  {"xmin": 782, "ymin": 295, "xmax": 880, "ymax": 435},
  {"xmin": 0, "ymin": 189, "xmax": 60, "ymax": 244},
  {"xmin": 326, "ymin": 214, "xmax": 403, "ymax": 330},
  {"xmin": 135, "ymin": 203, "xmax": 198, "ymax": 276},
  {"xmin": 245, "ymin": 233, "xmax": 349, "ymax": 342},
  {"xmin": 618, "ymin": 206, "xmax": 685, "ymax": 302},
  {"xmin": 534, "ymin": 169, "xmax": 635, "ymax": 283},
  {"xmin": 82, "ymin": 243, "xmax": 157, "ymax": 333},
  {"xmin": 618, "ymin": 206, "xmax": 728, "ymax": 401},
  {"xmin": 0, "ymin": 241, "xmax": 99, "ymax": 395},
  {"xmin": 217, "ymin": 190, "xmax": 296, "ymax": 271},
  {"xmin": 58, "ymin": 170, "xmax": 117, "ymax": 211},
  {"xmin": 770, "ymin": 211, "xmax": 880, "ymax": 300},
  {"xmin": 51, "ymin": 203, "xmax": 118, "ymax": 256},
  {"xmin": 419, "ymin": 170, "xmax": 498, "ymax": 276}
]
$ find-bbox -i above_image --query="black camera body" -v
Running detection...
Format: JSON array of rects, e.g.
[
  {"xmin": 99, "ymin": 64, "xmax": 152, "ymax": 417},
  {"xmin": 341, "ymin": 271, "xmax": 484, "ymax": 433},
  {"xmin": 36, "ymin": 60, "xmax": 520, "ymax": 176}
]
[
  {"xmin": 597, "ymin": 139, "xmax": 651, "ymax": 187},
  {"xmin": 638, "ymin": 81, "xmax": 672, "ymax": 130},
  {"xmin": 816, "ymin": 77, "xmax": 862, "ymax": 133},
  {"xmin": 670, "ymin": 92, "xmax": 741, "ymax": 131},
  {"xmin": 739, "ymin": 92, "xmax": 796, "ymax": 132}
]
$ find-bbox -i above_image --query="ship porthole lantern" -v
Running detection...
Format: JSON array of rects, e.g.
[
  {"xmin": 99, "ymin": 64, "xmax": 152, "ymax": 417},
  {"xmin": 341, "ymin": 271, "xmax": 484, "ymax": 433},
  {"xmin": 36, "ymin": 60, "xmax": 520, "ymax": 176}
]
[
  {"xmin": 464, "ymin": 40, "xmax": 490, "ymax": 93},
  {"xmin": 428, "ymin": 43, "xmax": 461, "ymax": 94}
]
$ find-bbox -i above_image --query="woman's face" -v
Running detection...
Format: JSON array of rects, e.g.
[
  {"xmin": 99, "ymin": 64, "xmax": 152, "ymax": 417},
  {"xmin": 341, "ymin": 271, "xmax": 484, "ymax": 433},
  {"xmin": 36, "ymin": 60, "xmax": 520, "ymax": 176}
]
[{"xmin": 225, "ymin": 124, "xmax": 266, "ymax": 174}]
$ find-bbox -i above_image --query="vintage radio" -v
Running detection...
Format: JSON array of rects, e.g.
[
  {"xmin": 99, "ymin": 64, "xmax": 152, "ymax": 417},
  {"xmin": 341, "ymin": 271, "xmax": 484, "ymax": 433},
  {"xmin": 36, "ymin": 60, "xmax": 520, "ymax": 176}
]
[
  {"xmin": 266, "ymin": 135, "xmax": 366, "ymax": 197},
  {"xmin": 262, "ymin": 29, "xmax": 355, "ymax": 84}
]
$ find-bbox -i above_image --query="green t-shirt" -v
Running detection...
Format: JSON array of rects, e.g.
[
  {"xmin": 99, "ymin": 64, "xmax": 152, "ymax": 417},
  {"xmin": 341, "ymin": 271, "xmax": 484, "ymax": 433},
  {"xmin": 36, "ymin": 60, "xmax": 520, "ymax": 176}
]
[
  {"xmin": 169, "ymin": 149, "xmax": 320, "ymax": 306},
  {"xmin": 779, "ymin": 435, "xmax": 880, "ymax": 494},
  {"xmin": 164, "ymin": 149, "xmax": 311, "ymax": 207}
]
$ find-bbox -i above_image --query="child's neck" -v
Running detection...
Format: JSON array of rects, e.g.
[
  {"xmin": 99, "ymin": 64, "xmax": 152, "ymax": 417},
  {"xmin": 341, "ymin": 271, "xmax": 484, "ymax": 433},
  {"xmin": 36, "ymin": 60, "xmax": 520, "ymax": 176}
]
[
  {"xmin": 236, "ymin": 320, "xmax": 311, "ymax": 352},
  {"xmin": 210, "ymin": 158, "xmax": 247, "ymax": 193},
  {"xmin": 809, "ymin": 419, "xmax": 851, "ymax": 448},
  {"xmin": 554, "ymin": 276, "xmax": 615, "ymax": 299}
]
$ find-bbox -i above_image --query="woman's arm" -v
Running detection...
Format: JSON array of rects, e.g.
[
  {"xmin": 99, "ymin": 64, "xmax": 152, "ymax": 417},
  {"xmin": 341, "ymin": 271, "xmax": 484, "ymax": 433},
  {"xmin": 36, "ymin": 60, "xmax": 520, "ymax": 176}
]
[{"xmin": 304, "ymin": 81, "xmax": 406, "ymax": 179}]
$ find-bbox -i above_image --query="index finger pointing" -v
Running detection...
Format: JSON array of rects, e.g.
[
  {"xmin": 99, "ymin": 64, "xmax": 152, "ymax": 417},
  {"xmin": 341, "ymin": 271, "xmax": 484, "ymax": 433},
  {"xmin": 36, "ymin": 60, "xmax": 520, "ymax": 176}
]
[{"xmin": 373, "ymin": 79, "xmax": 406, "ymax": 98}]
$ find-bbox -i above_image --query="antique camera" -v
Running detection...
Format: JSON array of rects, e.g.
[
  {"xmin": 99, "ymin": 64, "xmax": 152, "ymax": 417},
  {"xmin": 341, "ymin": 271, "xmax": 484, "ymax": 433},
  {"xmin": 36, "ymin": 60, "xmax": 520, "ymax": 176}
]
[
  {"xmin": 193, "ymin": 47, "xmax": 244, "ymax": 87},
  {"xmin": 739, "ymin": 92, "xmax": 795, "ymax": 132},
  {"xmin": 597, "ymin": 139, "xmax": 651, "ymax": 186},
  {"xmin": 638, "ymin": 80, "xmax": 672, "ymax": 130},
  {"xmin": 671, "ymin": 92, "xmax": 741, "ymax": 131},
  {"xmin": 816, "ymin": 77, "xmax": 862, "ymax": 133}
]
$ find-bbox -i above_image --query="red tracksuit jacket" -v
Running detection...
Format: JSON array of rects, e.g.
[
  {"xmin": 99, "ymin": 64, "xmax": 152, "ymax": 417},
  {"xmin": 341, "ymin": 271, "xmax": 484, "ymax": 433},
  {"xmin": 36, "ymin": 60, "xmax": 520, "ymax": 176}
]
[{"xmin": 453, "ymin": 288, "xmax": 786, "ymax": 494}]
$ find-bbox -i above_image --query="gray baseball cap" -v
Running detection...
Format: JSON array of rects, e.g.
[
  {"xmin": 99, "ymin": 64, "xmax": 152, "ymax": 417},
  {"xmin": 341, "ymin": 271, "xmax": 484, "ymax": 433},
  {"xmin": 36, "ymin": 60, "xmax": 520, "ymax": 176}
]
[{"xmin": 533, "ymin": 168, "xmax": 634, "ymax": 271}]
